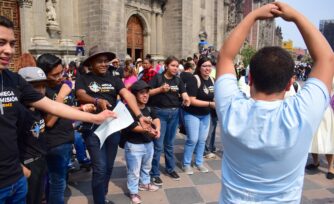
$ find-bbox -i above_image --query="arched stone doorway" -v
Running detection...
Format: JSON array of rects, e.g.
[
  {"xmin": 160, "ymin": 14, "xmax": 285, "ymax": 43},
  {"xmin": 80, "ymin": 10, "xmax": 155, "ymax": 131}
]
[{"xmin": 127, "ymin": 15, "xmax": 144, "ymax": 60}]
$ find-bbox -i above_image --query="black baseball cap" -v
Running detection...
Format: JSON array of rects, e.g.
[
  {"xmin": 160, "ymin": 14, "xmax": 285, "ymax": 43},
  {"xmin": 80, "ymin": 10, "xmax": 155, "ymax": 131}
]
[{"xmin": 131, "ymin": 80, "xmax": 150, "ymax": 94}]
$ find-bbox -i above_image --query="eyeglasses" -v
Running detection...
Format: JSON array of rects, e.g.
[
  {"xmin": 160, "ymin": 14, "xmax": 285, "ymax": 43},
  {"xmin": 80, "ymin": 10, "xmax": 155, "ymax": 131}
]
[{"xmin": 201, "ymin": 64, "xmax": 212, "ymax": 68}]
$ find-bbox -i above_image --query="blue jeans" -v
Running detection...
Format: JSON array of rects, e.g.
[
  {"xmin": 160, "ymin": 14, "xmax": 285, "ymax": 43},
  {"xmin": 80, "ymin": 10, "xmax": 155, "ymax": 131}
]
[
  {"xmin": 0, "ymin": 176, "xmax": 27, "ymax": 204},
  {"xmin": 183, "ymin": 112, "xmax": 210, "ymax": 167},
  {"xmin": 73, "ymin": 130, "xmax": 89, "ymax": 163},
  {"xmin": 46, "ymin": 143, "xmax": 72, "ymax": 204},
  {"xmin": 125, "ymin": 142, "xmax": 153, "ymax": 194},
  {"xmin": 205, "ymin": 114, "xmax": 218, "ymax": 153},
  {"xmin": 82, "ymin": 128, "xmax": 120, "ymax": 204},
  {"xmin": 151, "ymin": 107, "xmax": 179, "ymax": 177}
]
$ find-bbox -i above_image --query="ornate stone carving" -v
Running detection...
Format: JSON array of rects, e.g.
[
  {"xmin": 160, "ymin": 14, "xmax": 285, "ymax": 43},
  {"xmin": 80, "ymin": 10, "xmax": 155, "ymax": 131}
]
[
  {"xmin": 46, "ymin": 0, "xmax": 58, "ymax": 25},
  {"xmin": 226, "ymin": 0, "xmax": 244, "ymax": 34},
  {"xmin": 46, "ymin": 0, "xmax": 61, "ymax": 39},
  {"xmin": 18, "ymin": 0, "xmax": 33, "ymax": 8}
]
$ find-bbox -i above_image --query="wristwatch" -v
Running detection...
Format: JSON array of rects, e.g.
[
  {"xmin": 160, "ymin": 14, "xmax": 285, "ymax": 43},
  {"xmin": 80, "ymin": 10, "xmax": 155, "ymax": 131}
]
[{"xmin": 136, "ymin": 113, "xmax": 143, "ymax": 120}]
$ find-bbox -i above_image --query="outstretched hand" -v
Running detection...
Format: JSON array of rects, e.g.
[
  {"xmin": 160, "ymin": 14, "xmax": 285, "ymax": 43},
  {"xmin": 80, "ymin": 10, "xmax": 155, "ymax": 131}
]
[
  {"xmin": 93, "ymin": 110, "xmax": 117, "ymax": 124},
  {"xmin": 271, "ymin": 2, "xmax": 300, "ymax": 22},
  {"xmin": 252, "ymin": 3, "xmax": 279, "ymax": 20}
]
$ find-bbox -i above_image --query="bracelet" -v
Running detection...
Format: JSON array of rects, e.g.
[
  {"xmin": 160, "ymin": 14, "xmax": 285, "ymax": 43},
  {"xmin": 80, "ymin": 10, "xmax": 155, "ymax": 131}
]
[
  {"xmin": 208, "ymin": 101, "xmax": 211, "ymax": 107},
  {"xmin": 94, "ymin": 98, "xmax": 99, "ymax": 106}
]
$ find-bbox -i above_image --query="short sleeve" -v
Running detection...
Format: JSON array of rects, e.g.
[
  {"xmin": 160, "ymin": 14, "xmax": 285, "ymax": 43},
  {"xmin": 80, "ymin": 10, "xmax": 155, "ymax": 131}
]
[
  {"xmin": 185, "ymin": 76, "xmax": 198, "ymax": 97},
  {"xmin": 178, "ymin": 78, "xmax": 186, "ymax": 94},
  {"xmin": 114, "ymin": 76, "xmax": 125, "ymax": 93},
  {"xmin": 63, "ymin": 80, "xmax": 73, "ymax": 89},
  {"xmin": 150, "ymin": 107, "xmax": 157, "ymax": 120},
  {"xmin": 148, "ymin": 74, "xmax": 159, "ymax": 88},
  {"xmin": 290, "ymin": 77, "xmax": 330, "ymax": 131},
  {"xmin": 75, "ymin": 75, "xmax": 86, "ymax": 92},
  {"xmin": 214, "ymin": 74, "xmax": 245, "ymax": 109}
]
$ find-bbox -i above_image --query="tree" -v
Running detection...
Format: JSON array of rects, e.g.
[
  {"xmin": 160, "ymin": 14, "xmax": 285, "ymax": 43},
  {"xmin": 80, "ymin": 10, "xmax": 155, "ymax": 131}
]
[{"xmin": 240, "ymin": 45, "xmax": 256, "ymax": 67}]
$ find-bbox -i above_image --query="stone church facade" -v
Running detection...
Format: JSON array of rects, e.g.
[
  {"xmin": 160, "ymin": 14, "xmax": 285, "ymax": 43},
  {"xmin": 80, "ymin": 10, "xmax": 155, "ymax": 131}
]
[{"xmin": 0, "ymin": 0, "xmax": 282, "ymax": 65}]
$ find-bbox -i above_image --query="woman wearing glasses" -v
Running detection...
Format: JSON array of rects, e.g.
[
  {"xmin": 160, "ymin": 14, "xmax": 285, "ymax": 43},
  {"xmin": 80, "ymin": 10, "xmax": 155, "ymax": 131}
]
[{"xmin": 182, "ymin": 56, "xmax": 215, "ymax": 175}]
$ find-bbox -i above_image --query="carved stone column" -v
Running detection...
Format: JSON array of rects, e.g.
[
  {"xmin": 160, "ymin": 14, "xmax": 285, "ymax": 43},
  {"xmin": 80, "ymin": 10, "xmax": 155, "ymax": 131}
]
[
  {"xmin": 59, "ymin": 0, "xmax": 75, "ymax": 49},
  {"xmin": 156, "ymin": 13, "xmax": 163, "ymax": 57},
  {"xmin": 18, "ymin": 0, "xmax": 34, "ymax": 52},
  {"xmin": 150, "ymin": 12, "xmax": 157, "ymax": 55},
  {"xmin": 30, "ymin": 0, "xmax": 51, "ymax": 47}
]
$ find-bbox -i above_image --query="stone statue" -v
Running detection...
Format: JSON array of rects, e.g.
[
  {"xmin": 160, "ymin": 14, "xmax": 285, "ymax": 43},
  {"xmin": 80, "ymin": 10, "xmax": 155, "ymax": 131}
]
[
  {"xmin": 46, "ymin": 0, "xmax": 60, "ymax": 38},
  {"xmin": 46, "ymin": 0, "xmax": 58, "ymax": 25}
]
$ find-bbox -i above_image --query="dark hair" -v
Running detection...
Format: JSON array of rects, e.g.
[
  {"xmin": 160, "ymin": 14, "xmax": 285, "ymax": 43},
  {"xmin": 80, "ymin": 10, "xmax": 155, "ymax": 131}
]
[
  {"xmin": 250, "ymin": 46, "xmax": 295, "ymax": 94},
  {"xmin": 163, "ymin": 56, "xmax": 179, "ymax": 73},
  {"xmin": 69, "ymin": 61, "xmax": 76, "ymax": 68},
  {"xmin": 37, "ymin": 53, "xmax": 62, "ymax": 75},
  {"xmin": 180, "ymin": 58, "xmax": 186, "ymax": 65},
  {"xmin": 0, "ymin": 16, "xmax": 14, "ymax": 29},
  {"xmin": 186, "ymin": 57, "xmax": 193, "ymax": 62},
  {"xmin": 145, "ymin": 54, "xmax": 152, "ymax": 59},
  {"xmin": 184, "ymin": 62, "xmax": 193, "ymax": 70},
  {"xmin": 194, "ymin": 56, "xmax": 212, "ymax": 76},
  {"xmin": 144, "ymin": 57, "xmax": 154, "ymax": 65}
]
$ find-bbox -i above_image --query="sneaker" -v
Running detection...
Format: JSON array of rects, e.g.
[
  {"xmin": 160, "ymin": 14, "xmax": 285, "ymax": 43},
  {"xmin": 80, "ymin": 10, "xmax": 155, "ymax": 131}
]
[
  {"xmin": 151, "ymin": 177, "xmax": 163, "ymax": 186},
  {"xmin": 197, "ymin": 165, "xmax": 209, "ymax": 173},
  {"xmin": 130, "ymin": 194, "xmax": 141, "ymax": 204},
  {"xmin": 105, "ymin": 199, "xmax": 114, "ymax": 204},
  {"xmin": 168, "ymin": 171, "xmax": 180, "ymax": 180},
  {"xmin": 305, "ymin": 163, "xmax": 320, "ymax": 170},
  {"xmin": 204, "ymin": 153, "xmax": 216, "ymax": 159},
  {"xmin": 327, "ymin": 172, "xmax": 334, "ymax": 180},
  {"xmin": 183, "ymin": 166, "xmax": 193, "ymax": 175},
  {"xmin": 139, "ymin": 183, "xmax": 159, "ymax": 192},
  {"xmin": 79, "ymin": 157, "xmax": 91, "ymax": 165}
]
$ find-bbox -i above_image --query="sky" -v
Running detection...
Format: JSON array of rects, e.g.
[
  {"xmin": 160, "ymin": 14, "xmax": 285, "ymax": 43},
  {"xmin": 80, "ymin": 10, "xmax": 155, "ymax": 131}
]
[{"xmin": 275, "ymin": 0, "xmax": 334, "ymax": 49}]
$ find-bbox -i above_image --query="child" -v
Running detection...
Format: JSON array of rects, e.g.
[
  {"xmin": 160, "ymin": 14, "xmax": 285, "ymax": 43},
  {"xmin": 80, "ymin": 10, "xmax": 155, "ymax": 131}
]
[{"xmin": 123, "ymin": 80, "xmax": 160, "ymax": 204}]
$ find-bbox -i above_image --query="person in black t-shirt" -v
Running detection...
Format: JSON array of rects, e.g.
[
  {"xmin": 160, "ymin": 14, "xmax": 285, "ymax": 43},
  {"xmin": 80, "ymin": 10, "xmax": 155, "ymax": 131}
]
[
  {"xmin": 37, "ymin": 53, "xmax": 96, "ymax": 204},
  {"xmin": 180, "ymin": 62, "xmax": 195, "ymax": 86},
  {"xmin": 17, "ymin": 67, "xmax": 49, "ymax": 204},
  {"xmin": 182, "ymin": 56, "xmax": 215, "ymax": 175},
  {"xmin": 148, "ymin": 56, "xmax": 190, "ymax": 185},
  {"xmin": 0, "ymin": 16, "xmax": 115, "ymax": 204},
  {"xmin": 123, "ymin": 80, "xmax": 160, "ymax": 204},
  {"xmin": 75, "ymin": 45, "xmax": 152, "ymax": 204},
  {"xmin": 179, "ymin": 62, "xmax": 195, "ymax": 134}
]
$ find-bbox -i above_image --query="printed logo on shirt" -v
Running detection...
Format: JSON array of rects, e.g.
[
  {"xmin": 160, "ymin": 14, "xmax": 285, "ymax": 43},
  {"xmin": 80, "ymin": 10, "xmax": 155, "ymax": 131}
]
[
  {"xmin": 208, "ymin": 86, "xmax": 214, "ymax": 93},
  {"xmin": 100, "ymin": 83, "xmax": 115, "ymax": 93},
  {"xmin": 0, "ymin": 91, "xmax": 19, "ymax": 109},
  {"xmin": 89, "ymin": 82, "xmax": 101, "ymax": 93},
  {"xmin": 170, "ymin": 85, "xmax": 179, "ymax": 93},
  {"xmin": 30, "ymin": 119, "xmax": 45, "ymax": 138}
]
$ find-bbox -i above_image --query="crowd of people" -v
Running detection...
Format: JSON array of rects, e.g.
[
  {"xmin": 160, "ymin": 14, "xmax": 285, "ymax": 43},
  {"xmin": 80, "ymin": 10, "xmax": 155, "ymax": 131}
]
[{"xmin": 1, "ymin": 2, "xmax": 334, "ymax": 204}]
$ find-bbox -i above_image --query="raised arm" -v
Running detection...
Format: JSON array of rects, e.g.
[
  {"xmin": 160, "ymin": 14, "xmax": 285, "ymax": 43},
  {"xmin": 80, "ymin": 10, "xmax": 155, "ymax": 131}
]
[
  {"xmin": 30, "ymin": 97, "xmax": 116, "ymax": 124},
  {"xmin": 272, "ymin": 2, "xmax": 334, "ymax": 92},
  {"xmin": 216, "ymin": 3, "xmax": 278, "ymax": 78}
]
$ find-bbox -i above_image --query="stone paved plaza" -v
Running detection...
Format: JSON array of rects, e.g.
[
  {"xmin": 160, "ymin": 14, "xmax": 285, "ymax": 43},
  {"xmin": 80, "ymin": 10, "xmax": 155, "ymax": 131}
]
[{"xmin": 65, "ymin": 129, "xmax": 334, "ymax": 204}]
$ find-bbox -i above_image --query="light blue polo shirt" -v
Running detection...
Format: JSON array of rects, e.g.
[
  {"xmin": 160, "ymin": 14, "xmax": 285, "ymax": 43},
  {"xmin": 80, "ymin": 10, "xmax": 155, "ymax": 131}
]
[{"xmin": 215, "ymin": 74, "xmax": 329, "ymax": 203}]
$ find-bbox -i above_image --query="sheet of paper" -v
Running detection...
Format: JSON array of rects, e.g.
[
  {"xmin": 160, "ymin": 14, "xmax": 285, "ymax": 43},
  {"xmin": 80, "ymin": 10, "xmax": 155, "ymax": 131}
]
[{"xmin": 94, "ymin": 101, "xmax": 134, "ymax": 148}]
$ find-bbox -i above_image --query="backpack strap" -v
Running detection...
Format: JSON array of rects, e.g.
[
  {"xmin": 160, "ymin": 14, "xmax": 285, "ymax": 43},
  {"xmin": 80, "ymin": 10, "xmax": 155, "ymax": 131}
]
[
  {"xmin": 194, "ymin": 74, "xmax": 214, "ymax": 88},
  {"xmin": 194, "ymin": 74, "xmax": 201, "ymax": 88}
]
